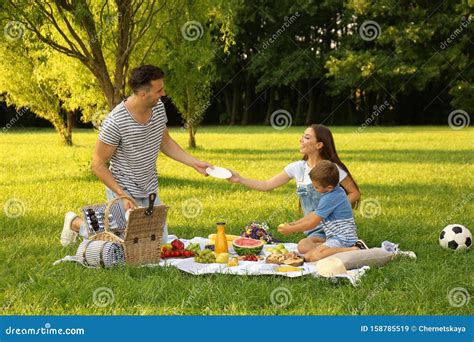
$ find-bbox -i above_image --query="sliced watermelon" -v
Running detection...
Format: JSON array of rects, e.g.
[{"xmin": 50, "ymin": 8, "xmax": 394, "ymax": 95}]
[{"xmin": 232, "ymin": 237, "xmax": 264, "ymax": 256}]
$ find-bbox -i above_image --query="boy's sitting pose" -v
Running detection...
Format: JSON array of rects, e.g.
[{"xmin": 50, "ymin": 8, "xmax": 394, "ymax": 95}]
[{"xmin": 278, "ymin": 160, "xmax": 366, "ymax": 262}]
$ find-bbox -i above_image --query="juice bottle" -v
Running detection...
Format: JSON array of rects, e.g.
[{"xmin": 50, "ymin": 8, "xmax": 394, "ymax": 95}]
[{"xmin": 214, "ymin": 222, "xmax": 228, "ymax": 253}]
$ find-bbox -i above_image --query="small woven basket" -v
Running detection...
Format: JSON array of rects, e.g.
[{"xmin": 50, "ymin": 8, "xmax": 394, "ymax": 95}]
[{"xmin": 89, "ymin": 195, "xmax": 169, "ymax": 265}]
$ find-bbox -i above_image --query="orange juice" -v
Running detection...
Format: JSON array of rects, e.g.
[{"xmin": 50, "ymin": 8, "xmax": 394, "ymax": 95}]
[{"xmin": 214, "ymin": 222, "xmax": 228, "ymax": 253}]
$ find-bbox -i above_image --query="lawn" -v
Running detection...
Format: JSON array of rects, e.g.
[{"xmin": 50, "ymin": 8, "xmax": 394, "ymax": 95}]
[{"xmin": 0, "ymin": 126, "xmax": 473, "ymax": 315}]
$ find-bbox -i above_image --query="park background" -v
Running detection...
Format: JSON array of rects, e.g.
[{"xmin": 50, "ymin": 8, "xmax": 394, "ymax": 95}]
[{"xmin": 1, "ymin": 0, "xmax": 473, "ymax": 315}]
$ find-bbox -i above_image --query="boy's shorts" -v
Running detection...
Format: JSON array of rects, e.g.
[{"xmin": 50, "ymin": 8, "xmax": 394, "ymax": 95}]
[{"xmin": 323, "ymin": 237, "xmax": 356, "ymax": 248}]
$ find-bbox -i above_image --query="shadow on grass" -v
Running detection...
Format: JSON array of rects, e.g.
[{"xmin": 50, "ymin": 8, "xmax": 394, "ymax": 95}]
[
  {"xmin": 359, "ymin": 182, "xmax": 469, "ymax": 196},
  {"xmin": 339, "ymin": 149, "xmax": 473, "ymax": 164},
  {"xmin": 207, "ymin": 148, "xmax": 472, "ymax": 164},
  {"xmin": 2, "ymin": 173, "xmax": 99, "ymax": 187}
]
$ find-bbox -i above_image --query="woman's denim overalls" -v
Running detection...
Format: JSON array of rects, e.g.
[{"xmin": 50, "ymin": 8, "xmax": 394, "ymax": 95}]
[{"xmin": 296, "ymin": 164, "xmax": 326, "ymax": 239}]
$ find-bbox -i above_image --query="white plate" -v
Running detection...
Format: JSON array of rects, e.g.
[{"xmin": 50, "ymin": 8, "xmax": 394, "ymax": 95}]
[{"xmin": 206, "ymin": 166, "xmax": 232, "ymax": 179}]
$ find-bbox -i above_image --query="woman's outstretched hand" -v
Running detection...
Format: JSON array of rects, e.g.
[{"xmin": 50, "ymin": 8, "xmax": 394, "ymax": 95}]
[{"xmin": 227, "ymin": 169, "xmax": 241, "ymax": 183}]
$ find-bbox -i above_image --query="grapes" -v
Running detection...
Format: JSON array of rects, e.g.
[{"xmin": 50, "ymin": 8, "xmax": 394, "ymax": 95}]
[{"xmin": 195, "ymin": 249, "xmax": 216, "ymax": 263}]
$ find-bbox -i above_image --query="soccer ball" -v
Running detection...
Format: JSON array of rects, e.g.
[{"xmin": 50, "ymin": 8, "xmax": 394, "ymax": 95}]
[{"xmin": 439, "ymin": 224, "xmax": 472, "ymax": 250}]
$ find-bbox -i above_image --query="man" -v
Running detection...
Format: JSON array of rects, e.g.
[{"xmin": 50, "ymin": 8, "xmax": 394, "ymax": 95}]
[{"xmin": 61, "ymin": 65, "xmax": 211, "ymax": 246}]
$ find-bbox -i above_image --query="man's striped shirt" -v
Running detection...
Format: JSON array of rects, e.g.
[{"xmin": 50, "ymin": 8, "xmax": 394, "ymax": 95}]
[{"xmin": 98, "ymin": 99, "xmax": 167, "ymax": 198}]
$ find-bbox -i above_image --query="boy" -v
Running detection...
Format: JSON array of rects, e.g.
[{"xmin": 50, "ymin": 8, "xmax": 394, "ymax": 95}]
[{"xmin": 278, "ymin": 160, "xmax": 366, "ymax": 262}]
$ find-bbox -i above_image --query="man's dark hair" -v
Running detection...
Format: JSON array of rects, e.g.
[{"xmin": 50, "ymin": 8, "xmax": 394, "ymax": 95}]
[
  {"xmin": 309, "ymin": 160, "xmax": 339, "ymax": 187},
  {"xmin": 128, "ymin": 65, "xmax": 165, "ymax": 93}
]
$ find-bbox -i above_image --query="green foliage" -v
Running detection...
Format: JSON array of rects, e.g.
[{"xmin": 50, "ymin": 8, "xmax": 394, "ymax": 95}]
[
  {"xmin": 215, "ymin": 0, "xmax": 473, "ymax": 125},
  {"xmin": 1, "ymin": 0, "xmax": 237, "ymax": 147},
  {"xmin": 154, "ymin": 0, "xmax": 236, "ymax": 147},
  {"xmin": 1, "ymin": 0, "xmax": 473, "ymax": 133},
  {"xmin": 0, "ymin": 35, "xmax": 73, "ymax": 144},
  {"xmin": 324, "ymin": 1, "xmax": 474, "ymax": 114}
]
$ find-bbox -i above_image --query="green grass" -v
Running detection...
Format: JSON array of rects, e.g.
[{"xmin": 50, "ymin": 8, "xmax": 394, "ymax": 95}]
[{"xmin": 1, "ymin": 126, "xmax": 473, "ymax": 315}]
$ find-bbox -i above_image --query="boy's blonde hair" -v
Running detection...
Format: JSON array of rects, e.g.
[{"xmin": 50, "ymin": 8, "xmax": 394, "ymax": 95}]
[{"xmin": 309, "ymin": 160, "xmax": 339, "ymax": 187}]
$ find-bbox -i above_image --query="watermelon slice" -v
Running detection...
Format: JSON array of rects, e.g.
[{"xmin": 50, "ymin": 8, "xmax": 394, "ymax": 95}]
[{"xmin": 232, "ymin": 237, "xmax": 264, "ymax": 256}]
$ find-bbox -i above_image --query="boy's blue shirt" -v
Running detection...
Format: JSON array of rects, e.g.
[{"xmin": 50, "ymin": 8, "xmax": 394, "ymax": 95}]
[{"xmin": 315, "ymin": 185, "xmax": 354, "ymax": 221}]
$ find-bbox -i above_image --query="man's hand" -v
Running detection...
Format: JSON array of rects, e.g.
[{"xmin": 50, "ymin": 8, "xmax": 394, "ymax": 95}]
[
  {"xmin": 115, "ymin": 190, "xmax": 135, "ymax": 211},
  {"xmin": 192, "ymin": 159, "xmax": 213, "ymax": 176},
  {"xmin": 278, "ymin": 223, "xmax": 293, "ymax": 236},
  {"xmin": 122, "ymin": 198, "xmax": 134, "ymax": 211}
]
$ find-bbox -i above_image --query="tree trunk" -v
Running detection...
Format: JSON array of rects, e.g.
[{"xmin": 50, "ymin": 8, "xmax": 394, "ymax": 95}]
[
  {"xmin": 362, "ymin": 90, "xmax": 369, "ymax": 120},
  {"xmin": 230, "ymin": 82, "xmax": 240, "ymax": 125},
  {"xmin": 346, "ymin": 98, "xmax": 354, "ymax": 124},
  {"xmin": 305, "ymin": 81, "xmax": 315, "ymax": 125},
  {"xmin": 54, "ymin": 105, "xmax": 73, "ymax": 146},
  {"xmin": 62, "ymin": 129, "xmax": 73, "ymax": 146},
  {"xmin": 241, "ymin": 80, "xmax": 252, "ymax": 125},
  {"xmin": 223, "ymin": 88, "xmax": 232, "ymax": 120},
  {"xmin": 315, "ymin": 91, "xmax": 323, "ymax": 123},
  {"xmin": 374, "ymin": 92, "xmax": 381, "ymax": 125},
  {"xmin": 66, "ymin": 110, "xmax": 75, "ymax": 137},
  {"xmin": 187, "ymin": 121, "xmax": 196, "ymax": 148},
  {"xmin": 53, "ymin": 121, "xmax": 72, "ymax": 146},
  {"xmin": 94, "ymin": 68, "xmax": 119, "ymax": 110},
  {"xmin": 264, "ymin": 87, "xmax": 275, "ymax": 125},
  {"xmin": 295, "ymin": 81, "xmax": 304, "ymax": 125}
]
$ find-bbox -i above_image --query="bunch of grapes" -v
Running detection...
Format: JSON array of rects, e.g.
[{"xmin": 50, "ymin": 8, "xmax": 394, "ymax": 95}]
[{"xmin": 195, "ymin": 249, "xmax": 216, "ymax": 263}]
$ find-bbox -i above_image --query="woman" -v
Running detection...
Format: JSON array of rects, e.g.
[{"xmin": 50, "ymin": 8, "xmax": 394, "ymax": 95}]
[{"xmin": 228, "ymin": 124, "xmax": 362, "ymax": 253}]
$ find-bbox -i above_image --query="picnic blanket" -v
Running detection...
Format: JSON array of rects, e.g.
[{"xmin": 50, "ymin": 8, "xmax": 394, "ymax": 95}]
[{"xmin": 152, "ymin": 236, "xmax": 370, "ymax": 286}]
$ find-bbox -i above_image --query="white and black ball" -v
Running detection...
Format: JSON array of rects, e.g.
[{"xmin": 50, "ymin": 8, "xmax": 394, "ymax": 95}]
[{"xmin": 439, "ymin": 224, "xmax": 472, "ymax": 250}]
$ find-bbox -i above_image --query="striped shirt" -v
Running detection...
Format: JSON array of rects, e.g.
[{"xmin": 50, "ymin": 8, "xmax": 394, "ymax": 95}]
[
  {"xmin": 98, "ymin": 99, "xmax": 168, "ymax": 198},
  {"xmin": 314, "ymin": 185, "xmax": 358, "ymax": 242}
]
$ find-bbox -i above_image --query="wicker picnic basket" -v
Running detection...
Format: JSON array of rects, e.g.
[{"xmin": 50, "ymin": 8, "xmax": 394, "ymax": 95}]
[{"xmin": 89, "ymin": 195, "xmax": 169, "ymax": 266}]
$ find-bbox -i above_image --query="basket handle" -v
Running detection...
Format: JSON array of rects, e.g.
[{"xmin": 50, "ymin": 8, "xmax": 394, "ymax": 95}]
[{"xmin": 104, "ymin": 195, "xmax": 138, "ymax": 232}]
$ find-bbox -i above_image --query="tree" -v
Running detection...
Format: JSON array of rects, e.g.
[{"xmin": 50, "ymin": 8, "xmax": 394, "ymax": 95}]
[
  {"xmin": 158, "ymin": 0, "xmax": 235, "ymax": 147},
  {"xmin": 325, "ymin": 0, "xmax": 474, "ymax": 124},
  {"xmin": 0, "ymin": 35, "xmax": 76, "ymax": 144},
  {"xmin": 2, "ymin": 0, "xmax": 236, "ymax": 147},
  {"xmin": 3, "ymin": 0, "xmax": 185, "ymax": 109}
]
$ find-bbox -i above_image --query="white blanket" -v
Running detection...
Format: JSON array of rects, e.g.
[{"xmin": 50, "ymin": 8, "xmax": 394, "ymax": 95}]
[{"xmin": 150, "ymin": 236, "xmax": 370, "ymax": 286}]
